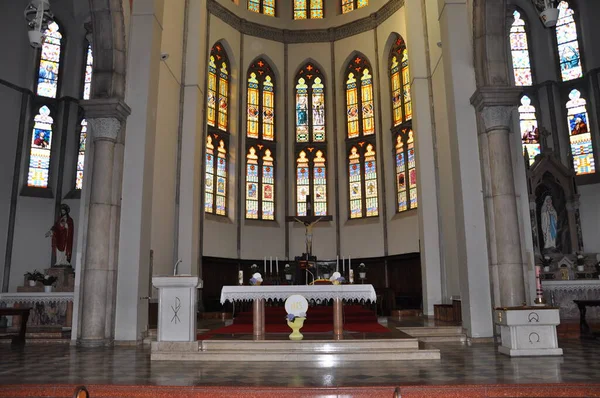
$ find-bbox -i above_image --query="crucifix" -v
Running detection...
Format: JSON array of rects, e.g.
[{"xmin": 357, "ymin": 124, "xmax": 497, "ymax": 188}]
[{"xmin": 286, "ymin": 195, "xmax": 333, "ymax": 259}]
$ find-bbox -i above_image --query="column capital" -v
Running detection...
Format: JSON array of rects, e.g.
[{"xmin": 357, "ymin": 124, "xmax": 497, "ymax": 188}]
[
  {"xmin": 480, "ymin": 106, "xmax": 513, "ymax": 131},
  {"xmin": 470, "ymin": 86, "xmax": 522, "ymax": 112},
  {"xmin": 81, "ymin": 98, "xmax": 131, "ymax": 123},
  {"xmin": 87, "ymin": 118, "xmax": 122, "ymax": 141}
]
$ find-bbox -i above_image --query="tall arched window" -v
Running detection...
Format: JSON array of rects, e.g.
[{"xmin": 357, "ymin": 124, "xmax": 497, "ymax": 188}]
[
  {"xmin": 566, "ymin": 89, "xmax": 595, "ymax": 175},
  {"xmin": 248, "ymin": 0, "xmax": 275, "ymax": 16},
  {"xmin": 518, "ymin": 95, "xmax": 540, "ymax": 165},
  {"xmin": 342, "ymin": 0, "xmax": 368, "ymax": 14},
  {"xmin": 77, "ymin": 42, "xmax": 93, "ymax": 190},
  {"xmin": 345, "ymin": 54, "xmax": 378, "ymax": 219},
  {"xmin": 83, "ymin": 42, "xmax": 93, "ymax": 100},
  {"xmin": 205, "ymin": 43, "xmax": 230, "ymax": 216},
  {"xmin": 509, "ymin": 10, "xmax": 533, "ymax": 86},
  {"xmin": 36, "ymin": 21, "xmax": 62, "ymax": 98},
  {"xmin": 390, "ymin": 35, "xmax": 417, "ymax": 213},
  {"xmin": 27, "ymin": 105, "xmax": 54, "ymax": 188},
  {"xmin": 295, "ymin": 63, "xmax": 327, "ymax": 216},
  {"xmin": 556, "ymin": 1, "xmax": 583, "ymax": 81},
  {"xmin": 246, "ymin": 58, "xmax": 276, "ymax": 220},
  {"xmin": 294, "ymin": 0, "xmax": 323, "ymax": 19}
]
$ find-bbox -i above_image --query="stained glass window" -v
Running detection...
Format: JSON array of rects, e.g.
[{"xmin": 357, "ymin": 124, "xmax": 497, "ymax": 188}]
[
  {"xmin": 346, "ymin": 56, "xmax": 374, "ymax": 139},
  {"xmin": 509, "ymin": 10, "xmax": 533, "ymax": 86},
  {"xmin": 390, "ymin": 35, "xmax": 412, "ymax": 126},
  {"xmin": 566, "ymin": 90, "xmax": 595, "ymax": 175},
  {"xmin": 246, "ymin": 59, "xmax": 277, "ymax": 220},
  {"xmin": 348, "ymin": 144, "xmax": 378, "ymax": 219},
  {"xmin": 395, "ymin": 136, "xmax": 407, "ymax": 212},
  {"xmin": 205, "ymin": 43, "xmax": 230, "ymax": 216},
  {"xmin": 556, "ymin": 1, "xmax": 582, "ymax": 81},
  {"xmin": 83, "ymin": 43, "xmax": 93, "ymax": 99},
  {"xmin": 249, "ymin": 0, "xmax": 275, "ymax": 16},
  {"xmin": 27, "ymin": 106, "xmax": 54, "ymax": 188},
  {"xmin": 342, "ymin": 0, "xmax": 368, "ymax": 14},
  {"xmin": 36, "ymin": 21, "xmax": 62, "ymax": 98},
  {"xmin": 295, "ymin": 149, "xmax": 328, "ymax": 216},
  {"xmin": 294, "ymin": 0, "xmax": 323, "ymax": 19},
  {"xmin": 518, "ymin": 96, "xmax": 540, "ymax": 165},
  {"xmin": 394, "ymin": 129, "xmax": 417, "ymax": 212},
  {"xmin": 75, "ymin": 119, "xmax": 87, "ymax": 190}
]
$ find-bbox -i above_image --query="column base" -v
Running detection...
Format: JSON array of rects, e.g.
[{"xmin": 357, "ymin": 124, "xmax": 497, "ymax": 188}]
[{"xmin": 78, "ymin": 338, "xmax": 113, "ymax": 348}]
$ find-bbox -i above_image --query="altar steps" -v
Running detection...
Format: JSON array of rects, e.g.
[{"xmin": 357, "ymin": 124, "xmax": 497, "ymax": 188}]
[
  {"xmin": 397, "ymin": 326, "xmax": 467, "ymax": 343},
  {"xmin": 151, "ymin": 338, "xmax": 441, "ymax": 361}
]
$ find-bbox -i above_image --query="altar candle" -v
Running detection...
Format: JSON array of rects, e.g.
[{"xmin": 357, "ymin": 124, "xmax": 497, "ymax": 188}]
[
  {"xmin": 349, "ymin": 256, "xmax": 352, "ymax": 275},
  {"xmin": 276, "ymin": 257, "xmax": 279, "ymax": 275},
  {"xmin": 238, "ymin": 270, "xmax": 244, "ymax": 286},
  {"xmin": 336, "ymin": 255, "xmax": 339, "ymax": 272},
  {"xmin": 342, "ymin": 257, "xmax": 345, "ymax": 274},
  {"xmin": 349, "ymin": 269, "xmax": 354, "ymax": 284},
  {"xmin": 264, "ymin": 257, "xmax": 267, "ymax": 273},
  {"xmin": 270, "ymin": 256, "xmax": 273, "ymax": 274}
]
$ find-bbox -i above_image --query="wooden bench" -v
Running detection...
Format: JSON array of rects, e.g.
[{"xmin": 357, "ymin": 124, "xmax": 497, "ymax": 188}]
[{"xmin": 0, "ymin": 308, "xmax": 31, "ymax": 345}]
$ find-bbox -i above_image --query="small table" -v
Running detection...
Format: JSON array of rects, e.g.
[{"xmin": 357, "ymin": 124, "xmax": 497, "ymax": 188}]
[
  {"xmin": 221, "ymin": 285, "xmax": 376, "ymax": 340},
  {"xmin": 573, "ymin": 300, "xmax": 600, "ymax": 338},
  {"xmin": 0, "ymin": 308, "xmax": 31, "ymax": 345}
]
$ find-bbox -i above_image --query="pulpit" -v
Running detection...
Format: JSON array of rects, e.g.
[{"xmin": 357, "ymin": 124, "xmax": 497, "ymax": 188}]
[{"xmin": 152, "ymin": 276, "xmax": 202, "ymax": 342}]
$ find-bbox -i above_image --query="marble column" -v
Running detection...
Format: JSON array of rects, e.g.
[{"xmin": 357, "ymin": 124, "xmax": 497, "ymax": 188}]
[
  {"xmin": 472, "ymin": 88, "xmax": 526, "ymax": 308},
  {"xmin": 79, "ymin": 99, "xmax": 131, "ymax": 347}
]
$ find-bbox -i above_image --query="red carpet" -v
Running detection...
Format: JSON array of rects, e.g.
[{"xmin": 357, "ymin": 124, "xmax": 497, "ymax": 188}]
[{"xmin": 198, "ymin": 305, "xmax": 389, "ymax": 339}]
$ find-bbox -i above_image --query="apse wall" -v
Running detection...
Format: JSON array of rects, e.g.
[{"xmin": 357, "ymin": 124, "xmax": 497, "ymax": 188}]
[
  {"xmin": 201, "ymin": 0, "xmax": 421, "ymax": 263},
  {"xmin": 0, "ymin": 0, "xmax": 90, "ymax": 291}
]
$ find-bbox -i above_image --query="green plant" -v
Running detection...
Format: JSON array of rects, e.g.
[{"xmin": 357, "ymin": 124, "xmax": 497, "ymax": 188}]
[
  {"xmin": 250, "ymin": 264, "xmax": 260, "ymax": 273},
  {"xmin": 24, "ymin": 270, "xmax": 44, "ymax": 281},
  {"xmin": 41, "ymin": 275, "xmax": 57, "ymax": 286}
]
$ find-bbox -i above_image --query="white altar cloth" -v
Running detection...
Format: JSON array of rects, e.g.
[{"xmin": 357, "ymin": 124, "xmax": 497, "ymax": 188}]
[{"xmin": 220, "ymin": 285, "xmax": 376, "ymax": 304}]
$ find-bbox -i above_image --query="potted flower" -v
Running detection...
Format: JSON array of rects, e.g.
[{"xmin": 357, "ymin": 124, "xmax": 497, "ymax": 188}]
[
  {"xmin": 542, "ymin": 256, "xmax": 552, "ymax": 273},
  {"xmin": 249, "ymin": 273, "xmax": 263, "ymax": 286},
  {"xmin": 41, "ymin": 275, "xmax": 57, "ymax": 293},
  {"xmin": 320, "ymin": 263, "xmax": 332, "ymax": 279},
  {"xmin": 283, "ymin": 264, "xmax": 295, "ymax": 281},
  {"xmin": 576, "ymin": 252, "xmax": 586, "ymax": 272},
  {"xmin": 24, "ymin": 270, "xmax": 44, "ymax": 287},
  {"xmin": 250, "ymin": 264, "xmax": 260, "ymax": 275},
  {"xmin": 358, "ymin": 263, "xmax": 368, "ymax": 279},
  {"xmin": 329, "ymin": 272, "xmax": 345, "ymax": 285}
]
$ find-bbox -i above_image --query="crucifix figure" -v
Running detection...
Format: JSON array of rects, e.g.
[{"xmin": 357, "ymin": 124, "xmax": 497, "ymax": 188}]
[{"xmin": 286, "ymin": 195, "xmax": 333, "ymax": 259}]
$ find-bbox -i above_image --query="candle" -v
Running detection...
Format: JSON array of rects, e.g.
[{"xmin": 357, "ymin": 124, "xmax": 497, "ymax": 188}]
[
  {"xmin": 336, "ymin": 255, "xmax": 339, "ymax": 273},
  {"xmin": 342, "ymin": 257, "xmax": 345, "ymax": 274},
  {"xmin": 276, "ymin": 257, "xmax": 279, "ymax": 275},
  {"xmin": 264, "ymin": 257, "xmax": 266, "ymax": 274},
  {"xmin": 270, "ymin": 256, "xmax": 273, "ymax": 274},
  {"xmin": 349, "ymin": 256, "xmax": 352, "ymax": 276},
  {"xmin": 349, "ymin": 269, "xmax": 354, "ymax": 284},
  {"xmin": 238, "ymin": 270, "xmax": 244, "ymax": 285}
]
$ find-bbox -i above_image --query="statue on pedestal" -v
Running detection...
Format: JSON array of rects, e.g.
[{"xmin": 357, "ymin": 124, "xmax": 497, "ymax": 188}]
[
  {"xmin": 541, "ymin": 196, "xmax": 558, "ymax": 251},
  {"xmin": 45, "ymin": 204, "xmax": 74, "ymax": 266}
]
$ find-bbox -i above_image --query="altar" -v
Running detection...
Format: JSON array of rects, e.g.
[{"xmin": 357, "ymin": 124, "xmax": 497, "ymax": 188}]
[{"xmin": 220, "ymin": 285, "xmax": 376, "ymax": 339}]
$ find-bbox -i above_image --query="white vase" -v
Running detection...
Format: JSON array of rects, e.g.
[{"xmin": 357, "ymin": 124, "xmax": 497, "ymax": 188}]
[
  {"xmin": 28, "ymin": 280, "xmax": 36, "ymax": 287},
  {"xmin": 44, "ymin": 285, "xmax": 53, "ymax": 293},
  {"xmin": 577, "ymin": 265, "xmax": 585, "ymax": 272}
]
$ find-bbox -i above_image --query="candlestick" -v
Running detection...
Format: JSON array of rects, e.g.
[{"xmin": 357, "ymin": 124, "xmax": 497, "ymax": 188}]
[
  {"xmin": 349, "ymin": 256, "xmax": 352, "ymax": 277},
  {"xmin": 342, "ymin": 257, "xmax": 345, "ymax": 274},
  {"xmin": 276, "ymin": 257, "xmax": 279, "ymax": 275},
  {"xmin": 349, "ymin": 269, "xmax": 354, "ymax": 284},
  {"xmin": 264, "ymin": 257, "xmax": 266, "ymax": 273},
  {"xmin": 336, "ymin": 255, "xmax": 339, "ymax": 273},
  {"xmin": 270, "ymin": 256, "xmax": 273, "ymax": 274}
]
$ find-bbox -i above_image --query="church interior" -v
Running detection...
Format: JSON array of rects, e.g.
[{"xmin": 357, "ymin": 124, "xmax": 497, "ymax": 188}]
[{"xmin": 1, "ymin": 0, "xmax": 600, "ymax": 396}]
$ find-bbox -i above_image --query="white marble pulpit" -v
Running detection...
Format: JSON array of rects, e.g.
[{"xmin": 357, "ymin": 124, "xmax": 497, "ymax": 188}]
[{"xmin": 152, "ymin": 276, "xmax": 202, "ymax": 342}]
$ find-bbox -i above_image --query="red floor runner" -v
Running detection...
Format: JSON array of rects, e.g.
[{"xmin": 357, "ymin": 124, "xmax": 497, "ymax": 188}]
[{"xmin": 198, "ymin": 306, "xmax": 389, "ymax": 339}]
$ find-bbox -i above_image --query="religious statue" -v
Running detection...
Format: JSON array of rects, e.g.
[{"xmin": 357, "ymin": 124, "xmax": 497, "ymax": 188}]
[
  {"xmin": 45, "ymin": 204, "xmax": 74, "ymax": 266},
  {"xmin": 294, "ymin": 216, "xmax": 323, "ymax": 258},
  {"xmin": 540, "ymin": 196, "xmax": 558, "ymax": 251}
]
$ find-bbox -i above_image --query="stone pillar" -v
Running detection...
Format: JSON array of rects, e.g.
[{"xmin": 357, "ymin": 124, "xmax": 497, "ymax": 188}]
[
  {"xmin": 472, "ymin": 88, "xmax": 525, "ymax": 308},
  {"xmin": 79, "ymin": 99, "xmax": 131, "ymax": 347}
]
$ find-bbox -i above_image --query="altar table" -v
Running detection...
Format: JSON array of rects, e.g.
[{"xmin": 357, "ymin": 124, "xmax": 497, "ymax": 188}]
[{"xmin": 220, "ymin": 285, "xmax": 376, "ymax": 339}]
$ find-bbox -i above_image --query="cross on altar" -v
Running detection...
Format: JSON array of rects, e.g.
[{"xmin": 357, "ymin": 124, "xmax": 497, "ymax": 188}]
[{"xmin": 285, "ymin": 195, "xmax": 332, "ymax": 258}]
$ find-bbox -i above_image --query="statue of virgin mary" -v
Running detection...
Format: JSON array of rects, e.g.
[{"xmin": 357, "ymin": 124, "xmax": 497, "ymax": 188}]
[{"xmin": 540, "ymin": 196, "xmax": 558, "ymax": 250}]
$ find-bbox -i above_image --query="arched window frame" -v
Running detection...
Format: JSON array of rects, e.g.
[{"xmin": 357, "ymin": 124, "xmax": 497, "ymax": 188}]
[
  {"xmin": 508, "ymin": 8, "xmax": 534, "ymax": 87},
  {"xmin": 563, "ymin": 88, "xmax": 596, "ymax": 176},
  {"xmin": 75, "ymin": 116, "xmax": 88, "ymax": 191},
  {"xmin": 553, "ymin": 1, "xmax": 584, "ymax": 82},
  {"xmin": 248, "ymin": 0, "xmax": 275, "ymax": 16},
  {"xmin": 295, "ymin": 62, "xmax": 327, "ymax": 217},
  {"xmin": 34, "ymin": 20, "xmax": 64, "ymax": 99},
  {"xmin": 82, "ymin": 39, "xmax": 93, "ymax": 100},
  {"xmin": 345, "ymin": 54, "xmax": 378, "ymax": 219},
  {"xmin": 23, "ymin": 103, "xmax": 57, "ymax": 195},
  {"xmin": 389, "ymin": 35, "xmax": 417, "ymax": 213},
  {"xmin": 246, "ymin": 58, "xmax": 276, "ymax": 220},
  {"xmin": 205, "ymin": 42, "xmax": 231, "ymax": 217},
  {"xmin": 294, "ymin": 0, "xmax": 324, "ymax": 19},
  {"xmin": 342, "ymin": 0, "xmax": 368, "ymax": 14}
]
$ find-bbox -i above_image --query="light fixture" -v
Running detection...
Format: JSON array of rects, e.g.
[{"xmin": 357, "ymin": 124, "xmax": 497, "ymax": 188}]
[
  {"xmin": 531, "ymin": 0, "xmax": 559, "ymax": 28},
  {"xmin": 24, "ymin": 0, "xmax": 54, "ymax": 48}
]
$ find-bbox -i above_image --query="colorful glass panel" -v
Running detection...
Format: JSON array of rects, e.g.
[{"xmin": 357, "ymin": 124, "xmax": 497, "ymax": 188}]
[
  {"xmin": 349, "ymin": 147, "xmax": 362, "ymax": 219},
  {"xmin": 518, "ymin": 96, "xmax": 540, "ymax": 165},
  {"xmin": 263, "ymin": 0, "xmax": 275, "ymax": 16},
  {"xmin": 75, "ymin": 119, "xmax": 87, "ymax": 190},
  {"xmin": 342, "ymin": 0, "xmax": 354, "ymax": 13},
  {"xmin": 313, "ymin": 150, "xmax": 327, "ymax": 216},
  {"xmin": 361, "ymin": 69, "xmax": 375, "ymax": 136},
  {"xmin": 407, "ymin": 132, "xmax": 417, "ymax": 209},
  {"xmin": 36, "ymin": 22, "xmax": 62, "ymax": 98},
  {"xmin": 248, "ymin": 0, "xmax": 260, "ymax": 13},
  {"xmin": 294, "ymin": 0, "xmax": 307, "ymax": 19},
  {"xmin": 312, "ymin": 77, "xmax": 325, "ymax": 142},
  {"xmin": 566, "ymin": 90, "xmax": 595, "ymax": 175},
  {"xmin": 390, "ymin": 55, "xmax": 402, "ymax": 127},
  {"xmin": 296, "ymin": 151, "xmax": 310, "ymax": 216},
  {"xmin": 296, "ymin": 78, "xmax": 309, "ymax": 143},
  {"xmin": 263, "ymin": 76, "xmax": 275, "ymax": 141},
  {"xmin": 346, "ymin": 73, "xmax": 359, "ymax": 138},
  {"xmin": 310, "ymin": 0, "xmax": 323, "ymax": 19},
  {"xmin": 262, "ymin": 149, "xmax": 275, "ymax": 220},
  {"xmin": 27, "ymin": 106, "xmax": 53, "ymax": 188},
  {"xmin": 205, "ymin": 136, "xmax": 215, "ymax": 213},
  {"xmin": 247, "ymin": 73, "xmax": 259, "ymax": 139},
  {"xmin": 207, "ymin": 56, "xmax": 217, "ymax": 127},
  {"xmin": 216, "ymin": 140, "xmax": 227, "ymax": 215},
  {"xmin": 218, "ymin": 62, "xmax": 228, "ymax": 131},
  {"xmin": 364, "ymin": 144, "xmax": 378, "ymax": 217},
  {"xmin": 83, "ymin": 43, "xmax": 93, "ymax": 100},
  {"xmin": 357, "ymin": 0, "xmax": 368, "ymax": 8},
  {"xmin": 246, "ymin": 147, "xmax": 259, "ymax": 219},
  {"xmin": 401, "ymin": 49, "xmax": 412, "ymax": 122},
  {"xmin": 395, "ymin": 136, "xmax": 407, "ymax": 212},
  {"xmin": 510, "ymin": 10, "xmax": 533, "ymax": 86},
  {"xmin": 556, "ymin": 2, "xmax": 583, "ymax": 81}
]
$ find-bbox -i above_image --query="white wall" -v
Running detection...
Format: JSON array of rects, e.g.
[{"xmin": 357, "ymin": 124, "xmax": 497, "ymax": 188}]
[{"xmin": 579, "ymin": 184, "xmax": 600, "ymax": 253}]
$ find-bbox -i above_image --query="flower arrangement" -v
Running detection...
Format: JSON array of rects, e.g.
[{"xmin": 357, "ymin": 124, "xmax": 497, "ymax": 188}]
[
  {"xmin": 329, "ymin": 272, "xmax": 345, "ymax": 285},
  {"xmin": 358, "ymin": 263, "xmax": 368, "ymax": 272},
  {"xmin": 24, "ymin": 270, "xmax": 44, "ymax": 281},
  {"xmin": 286, "ymin": 312, "xmax": 306, "ymax": 322},
  {"xmin": 249, "ymin": 272, "xmax": 263, "ymax": 286},
  {"xmin": 576, "ymin": 252, "xmax": 586, "ymax": 266},
  {"xmin": 42, "ymin": 275, "xmax": 58, "ymax": 286},
  {"xmin": 250, "ymin": 264, "xmax": 260, "ymax": 273}
]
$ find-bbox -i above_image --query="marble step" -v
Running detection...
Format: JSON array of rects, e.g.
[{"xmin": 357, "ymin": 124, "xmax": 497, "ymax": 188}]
[
  {"xmin": 416, "ymin": 335, "xmax": 467, "ymax": 343},
  {"xmin": 397, "ymin": 326, "xmax": 463, "ymax": 336},
  {"xmin": 200, "ymin": 338, "xmax": 420, "ymax": 352}
]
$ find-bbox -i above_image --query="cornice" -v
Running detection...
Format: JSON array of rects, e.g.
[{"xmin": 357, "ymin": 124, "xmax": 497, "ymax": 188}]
[{"xmin": 207, "ymin": 0, "xmax": 404, "ymax": 43}]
